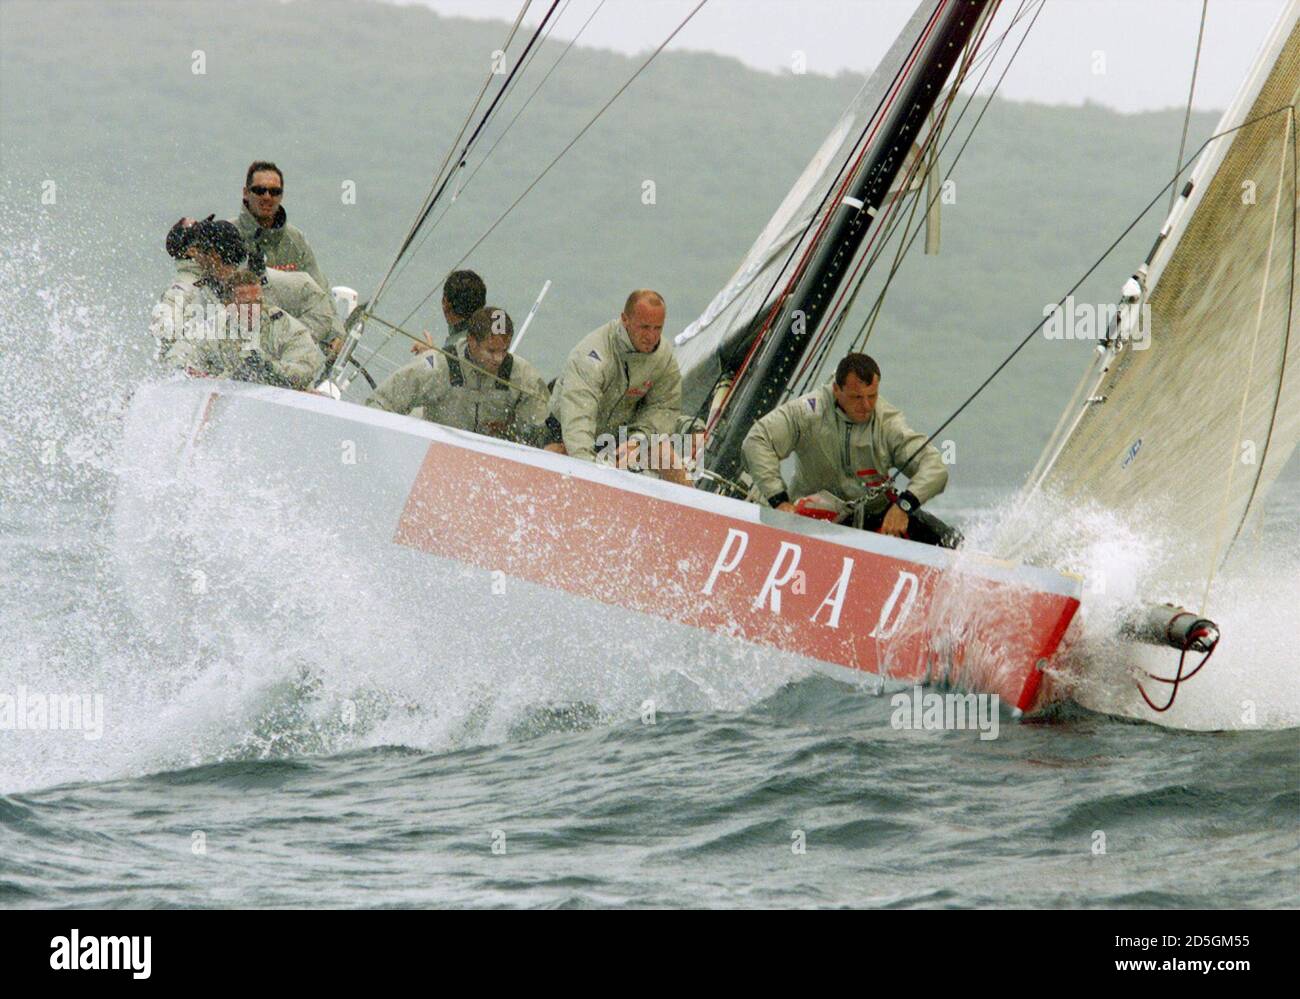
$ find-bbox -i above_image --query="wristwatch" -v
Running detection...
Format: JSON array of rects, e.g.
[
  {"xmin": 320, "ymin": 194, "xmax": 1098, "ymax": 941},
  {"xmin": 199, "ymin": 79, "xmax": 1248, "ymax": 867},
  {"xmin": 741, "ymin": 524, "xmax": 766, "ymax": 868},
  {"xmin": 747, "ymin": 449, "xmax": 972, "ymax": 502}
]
[{"xmin": 895, "ymin": 491, "xmax": 920, "ymax": 515}]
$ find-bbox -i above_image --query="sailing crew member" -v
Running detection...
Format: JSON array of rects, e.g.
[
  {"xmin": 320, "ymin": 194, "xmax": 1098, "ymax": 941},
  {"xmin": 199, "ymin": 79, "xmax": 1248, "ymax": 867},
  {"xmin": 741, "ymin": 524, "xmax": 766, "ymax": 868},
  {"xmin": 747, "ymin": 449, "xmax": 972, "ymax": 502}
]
[
  {"xmin": 232, "ymin": 161, "xmax": 330, "ymax": 293},
  {"xmin": 543, "ymin": 289, "xmax": 682, "ymax": 465},
  {"xmin": 165, "ymin": 219, "xmax": 343, "ymax": 354},
  {"xmin": 366, "ymin": 305, "xmax": 551, "ymax": 445},
  {"xmin": 248, "ymin": 250, "xmax": 346, "ymax": 359},
  {"xmin": 152, "ymin": 215, "xmax": 217, "ymax": 352},
  {"xmin": 410, "ymin": 270, "xmax": 488, "ymax": 354},
  {"xmin": 741, "ymin": 352, "xmax": 959, "ymax": 547},
  {"xmin": 164, "ymin": 269, "xmax": 325, "ymax": 390}
]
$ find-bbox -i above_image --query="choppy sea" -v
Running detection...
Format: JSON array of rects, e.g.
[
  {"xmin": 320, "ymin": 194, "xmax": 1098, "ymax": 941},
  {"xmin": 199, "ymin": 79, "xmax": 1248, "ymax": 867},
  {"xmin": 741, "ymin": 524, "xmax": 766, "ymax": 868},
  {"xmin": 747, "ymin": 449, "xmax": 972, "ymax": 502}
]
[
  {"xmin": 0, "ymin": 211, "xmax": 1297, "ymax": 909},
  {"xmin": 3, "ymin": 426, "xmax": 1297, "ymax": 907}
]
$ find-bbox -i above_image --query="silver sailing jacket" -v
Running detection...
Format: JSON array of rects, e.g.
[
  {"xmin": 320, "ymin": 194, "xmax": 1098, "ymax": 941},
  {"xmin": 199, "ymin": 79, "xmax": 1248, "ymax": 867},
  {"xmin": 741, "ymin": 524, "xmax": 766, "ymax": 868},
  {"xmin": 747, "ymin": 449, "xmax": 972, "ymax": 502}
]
[
  {"xmin": 549, "ymin": 318, "xmax": 682, "ymax": 461},
  {"xmin": 742, "ymin": 381, "xmax": 948, "ymax": 512},
  {"xmin": 365, "ymin": 341, "xmax": 551, "ymax": 445}
]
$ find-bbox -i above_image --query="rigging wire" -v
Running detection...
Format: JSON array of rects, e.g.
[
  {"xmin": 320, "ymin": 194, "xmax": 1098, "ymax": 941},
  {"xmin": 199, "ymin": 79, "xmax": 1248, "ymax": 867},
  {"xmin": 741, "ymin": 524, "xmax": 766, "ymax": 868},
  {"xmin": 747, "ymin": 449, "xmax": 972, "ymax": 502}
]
[
  {"xmin": 382, "ymin": 0, "xmax": 712, "ymax": 334},
  {"xmin": 849, "ymin": 0, "xmax": 1037, "ymax": 349},
  {"xmin": 788, "ymin": 0, "xmax": 1025, "ymax": 399},
  {"xmin": 698, "ymin": 0, "xmax": 949, "ymax": 436},
  {"xmin": 388, "ymin": 0, "xmax": 564, "ymax": 278},
  {"xmin": 350, "ymin": 1, "xmax": 564, "ymax": 374},
  {"xmin": 376, "ymin": 0, "xmax": 537, "ymax": 309},
  {"xmin": 886, "ymin": 104, "xmax": 1300, "ymax": 487},
  {"xmin": 793, "ymin": 0, "xmax": 1044, "ymax": 398},
  {"xmin": 1169, "ymin": 0, "xmax": 1209, "ymax": 219},
  {"xmin": 730, "ymin": 0, "xmax": 1040, "ymax": 409},
  {"xmin": 390, "ymin": 0, "xmax": 593, "ymax": 293},
  {"xmin": 694, "ymin": 0, "xmax": 1042, "ymax": 421}
]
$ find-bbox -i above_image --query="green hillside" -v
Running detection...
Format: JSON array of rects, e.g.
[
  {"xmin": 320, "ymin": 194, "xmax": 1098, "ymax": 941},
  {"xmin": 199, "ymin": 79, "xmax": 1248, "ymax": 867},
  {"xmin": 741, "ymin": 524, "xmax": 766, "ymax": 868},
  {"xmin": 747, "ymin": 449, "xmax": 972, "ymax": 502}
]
[{"xmin": 0, "ymin": 0, "xmax": 1224, "ymax": 481}]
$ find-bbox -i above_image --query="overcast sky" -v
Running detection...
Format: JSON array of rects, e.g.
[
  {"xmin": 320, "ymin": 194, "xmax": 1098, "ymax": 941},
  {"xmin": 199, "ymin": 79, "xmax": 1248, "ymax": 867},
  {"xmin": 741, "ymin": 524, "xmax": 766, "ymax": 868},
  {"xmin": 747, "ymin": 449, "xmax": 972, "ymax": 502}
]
[{"xmin": 386, "ymin": 0, "xmax": 1290, "ymax": 113}]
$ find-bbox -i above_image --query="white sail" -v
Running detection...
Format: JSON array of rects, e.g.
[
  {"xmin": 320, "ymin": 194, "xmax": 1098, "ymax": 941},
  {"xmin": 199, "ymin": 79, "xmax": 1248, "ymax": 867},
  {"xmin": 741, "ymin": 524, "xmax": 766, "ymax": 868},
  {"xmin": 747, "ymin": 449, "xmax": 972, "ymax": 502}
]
[
  {"xmin": 1028, "ymin": 2, "xmax": 1300, "ymax": 602},
  {"xmin": 672, "ymin": 0, "xmax": 943, "ymax": 411}
]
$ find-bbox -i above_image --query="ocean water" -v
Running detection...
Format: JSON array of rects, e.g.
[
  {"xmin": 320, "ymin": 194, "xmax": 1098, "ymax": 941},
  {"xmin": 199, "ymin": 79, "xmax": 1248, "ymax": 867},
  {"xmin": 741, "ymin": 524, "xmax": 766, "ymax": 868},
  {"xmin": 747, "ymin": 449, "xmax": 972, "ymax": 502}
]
[
  {"xmin": 3, "ymin": 443, "xmax": 1298, "ymax": 909},
  {"xmin": 1, "ymin": 223, "xmax": 1297, "ymax": 909}
]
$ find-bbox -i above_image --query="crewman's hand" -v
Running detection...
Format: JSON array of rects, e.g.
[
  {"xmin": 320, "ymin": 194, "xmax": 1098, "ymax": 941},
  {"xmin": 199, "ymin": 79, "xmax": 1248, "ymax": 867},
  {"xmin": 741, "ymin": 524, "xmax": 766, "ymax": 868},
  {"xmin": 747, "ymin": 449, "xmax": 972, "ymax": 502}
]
[
  {"xmin": 410, "ymin": 330, "xmax": 436, "ymax": 354},
  {"xmin": 776, "ymin": 501, "xmax": 797, "ymax": 514},
  {"xmin": 325, "ymin": 337, "xmax": 344, "ymax": 360},
  {"xmin": 614, "ymin": 438, "xmax": 642, "ymax": 470},
  {"xmin": 880, "ymin": 504, "xmax": 910, "ymax": 537},
  {"xmin": 543, "ymin": 442, "xmax": 567, "ymax": 455}
]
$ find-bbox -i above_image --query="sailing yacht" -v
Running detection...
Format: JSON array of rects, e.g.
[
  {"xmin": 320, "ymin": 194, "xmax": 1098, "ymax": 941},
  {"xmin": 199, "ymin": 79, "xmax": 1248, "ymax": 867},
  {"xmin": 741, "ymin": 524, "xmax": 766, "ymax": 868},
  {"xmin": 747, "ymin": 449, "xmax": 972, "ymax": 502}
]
[{"xmin": 116, "ymin": 0, "xmax": 1299, "ymax": 728}]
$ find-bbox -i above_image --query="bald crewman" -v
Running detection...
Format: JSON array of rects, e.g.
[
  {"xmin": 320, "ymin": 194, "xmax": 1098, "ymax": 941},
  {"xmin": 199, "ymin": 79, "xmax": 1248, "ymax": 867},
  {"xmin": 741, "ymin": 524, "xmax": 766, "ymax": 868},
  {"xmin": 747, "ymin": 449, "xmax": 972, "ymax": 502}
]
[
  {"xmin": 544, "ymin": 289, "xmax": 682, "ymax": 466},
  {"xmin": 366, "ymin": 306, "xmax": 551, "ymax": 445},
  {"xmin": 742, "ymin": 352, "xmax": 960, "ymax": 547}
]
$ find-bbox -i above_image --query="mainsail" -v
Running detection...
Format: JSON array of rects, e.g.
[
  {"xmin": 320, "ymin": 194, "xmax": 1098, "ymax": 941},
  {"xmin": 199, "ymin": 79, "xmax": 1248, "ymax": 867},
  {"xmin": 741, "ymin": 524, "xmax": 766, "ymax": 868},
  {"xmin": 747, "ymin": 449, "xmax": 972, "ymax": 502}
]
[
  {"xmin": 672, "ymin": 0, "xmax": 945, "ymax": 413},
  {"xmin": 1028, "ymin": 2, "xmax": 1300, "ymax": 603}
]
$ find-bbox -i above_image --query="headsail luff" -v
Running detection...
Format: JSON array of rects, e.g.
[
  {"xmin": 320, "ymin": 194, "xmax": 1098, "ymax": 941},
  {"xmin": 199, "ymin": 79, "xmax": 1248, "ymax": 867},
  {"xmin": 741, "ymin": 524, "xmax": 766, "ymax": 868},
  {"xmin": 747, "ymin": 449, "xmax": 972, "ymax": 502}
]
[
  {"xmin": 672, "ymin": 0, "xmax": 945, "ymax": 414},
  {"xmin": 1028, "ymin": 2, "xmax": 1300, "ymax": 601}
]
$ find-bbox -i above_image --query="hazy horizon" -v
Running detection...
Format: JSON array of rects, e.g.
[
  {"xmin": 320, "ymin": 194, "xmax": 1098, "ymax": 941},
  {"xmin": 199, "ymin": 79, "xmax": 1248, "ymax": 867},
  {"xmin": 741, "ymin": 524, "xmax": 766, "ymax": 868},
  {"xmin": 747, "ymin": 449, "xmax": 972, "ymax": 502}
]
[{"xmin": 393, "ymin": 0, "xmax": 1289, "ymax": 114}]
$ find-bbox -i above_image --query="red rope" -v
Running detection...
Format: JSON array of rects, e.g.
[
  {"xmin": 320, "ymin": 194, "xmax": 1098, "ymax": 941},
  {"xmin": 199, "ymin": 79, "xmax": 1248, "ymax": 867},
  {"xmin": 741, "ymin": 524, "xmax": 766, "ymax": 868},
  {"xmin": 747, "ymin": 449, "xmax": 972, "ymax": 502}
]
[{"xmin": 1136, "ymin": 627, "xmax": 1217, "ymax": 713}]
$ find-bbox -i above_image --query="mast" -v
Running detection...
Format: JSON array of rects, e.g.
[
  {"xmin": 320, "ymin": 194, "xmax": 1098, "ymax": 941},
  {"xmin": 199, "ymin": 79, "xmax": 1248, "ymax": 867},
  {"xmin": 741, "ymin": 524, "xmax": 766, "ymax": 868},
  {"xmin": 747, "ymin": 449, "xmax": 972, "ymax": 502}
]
[{"xmin": 697, "ymin": 0, "xmax": 991, "ymax": 494}]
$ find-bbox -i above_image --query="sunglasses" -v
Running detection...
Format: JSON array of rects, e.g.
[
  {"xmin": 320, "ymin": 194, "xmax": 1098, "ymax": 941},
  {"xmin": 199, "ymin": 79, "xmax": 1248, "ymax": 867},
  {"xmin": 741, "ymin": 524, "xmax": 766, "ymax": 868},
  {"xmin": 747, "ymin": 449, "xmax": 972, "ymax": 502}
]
[{"xmin": 249, "ymin": 185, "xmax": 283, "ymax": 197}]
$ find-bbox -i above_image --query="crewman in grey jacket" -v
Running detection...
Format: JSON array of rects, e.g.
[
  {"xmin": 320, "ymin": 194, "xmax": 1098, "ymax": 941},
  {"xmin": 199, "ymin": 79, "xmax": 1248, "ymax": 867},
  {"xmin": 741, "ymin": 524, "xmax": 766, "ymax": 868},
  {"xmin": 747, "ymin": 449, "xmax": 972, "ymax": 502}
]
[
  {"xmin": 409, "ymin": 270, "xmax": 487, "ymax": 355},
  {"xmin": 159, "ymin": 219, "xmax": 343, "ymax": 353},
  {"xmin": 742, "ymin": 352, "xmax": 959, "ymax": 547},
  {"xmin": 545, "ymin": 289, "xmax": 682, "ymax": 464},
  {"xmin": 253, "ymin": 256, "xmax": 345, "ymax": 357},
  {"xmin": 366, "ymin": 306, "xmax": 551, "ymax": 445},
  {"xmin": 152, "ymin": 217, "xmax": 216, "ymax": 354},
  {"xmin": 164, "ymin": 269, "xmax": 325, "ymax": 390},
  {"xmin": 232, "ymin": 161, "xmax": 329, "ymax": 292}
]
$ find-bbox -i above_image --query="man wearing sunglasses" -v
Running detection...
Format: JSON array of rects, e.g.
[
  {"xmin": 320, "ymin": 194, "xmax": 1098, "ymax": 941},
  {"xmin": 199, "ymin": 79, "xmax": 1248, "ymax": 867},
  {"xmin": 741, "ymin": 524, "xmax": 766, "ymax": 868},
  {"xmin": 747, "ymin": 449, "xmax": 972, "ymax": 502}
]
[{"xmin": 232, "ymin": 160, "xmax": 329, "ymax": 294}]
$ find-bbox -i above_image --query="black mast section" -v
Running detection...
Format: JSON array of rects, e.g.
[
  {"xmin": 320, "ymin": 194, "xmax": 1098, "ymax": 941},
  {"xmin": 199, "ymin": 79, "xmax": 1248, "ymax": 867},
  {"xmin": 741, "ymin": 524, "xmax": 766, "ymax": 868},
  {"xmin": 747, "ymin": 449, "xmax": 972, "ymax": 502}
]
[{"xmin": 698, "ymin": 0, "xmax": 988, "ymax": 493}]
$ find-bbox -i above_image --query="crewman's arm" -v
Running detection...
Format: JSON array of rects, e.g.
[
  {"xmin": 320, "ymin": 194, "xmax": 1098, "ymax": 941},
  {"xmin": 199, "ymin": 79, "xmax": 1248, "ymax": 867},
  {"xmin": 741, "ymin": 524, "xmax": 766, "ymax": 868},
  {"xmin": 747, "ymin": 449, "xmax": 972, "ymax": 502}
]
[
  {"xmin": 366, "ymin": 353, "xmax": 447, "ymax": 415},
  {"xmin": 628, "ymin": 354, "xmax": 682, "ymax": 441},
  {"xmin": 742, "ymin": 399, "xmax": 803, "ymax": 505},
  {"xmin": 297, "ymin": 240, "xmax": 329, "ymax": 297},
  {"xmin": 884, "ymin": 410, "xmax": 948, "ymax": 504},
  {"xmin": 161, "ymin": 335, "xmax": 203, "ymax": 372},
  {"xmin": 296, "ymin": 274, "xmax": 346, "ymax": 345},
  {"xmin": 150, "ymin": 288, "xmax": 187, "ymax": 355},
  {"xmin": 510, "ymin": 364, "xmax": 553, "ymax": 446},
  {"xmin": 558, "ymin": 353, "xmax": 607, "ymax": 461},
  {"xmin": 264, "ymin": 314, "xmax": 326, "ymax": 390}
]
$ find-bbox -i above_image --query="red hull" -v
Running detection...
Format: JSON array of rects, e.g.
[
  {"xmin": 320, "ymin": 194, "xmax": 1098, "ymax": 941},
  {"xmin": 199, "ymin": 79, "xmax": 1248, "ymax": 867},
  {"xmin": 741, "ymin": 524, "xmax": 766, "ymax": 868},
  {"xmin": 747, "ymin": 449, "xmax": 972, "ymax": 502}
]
[{"xmin": 395, "ymin": 441, "xmax": 1081, "ymax": 712}]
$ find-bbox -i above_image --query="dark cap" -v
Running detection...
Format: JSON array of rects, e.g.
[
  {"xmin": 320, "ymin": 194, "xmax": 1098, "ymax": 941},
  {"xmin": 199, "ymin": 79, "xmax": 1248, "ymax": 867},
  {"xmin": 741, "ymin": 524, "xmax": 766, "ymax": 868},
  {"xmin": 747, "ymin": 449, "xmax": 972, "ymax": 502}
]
[
  {"xmin": 165, "ymin": 214, "xmax": 215, "ymax": 259},
  {"xmin": 189, "ymin": 219, "xmax": 247, "ymax": 266}
]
